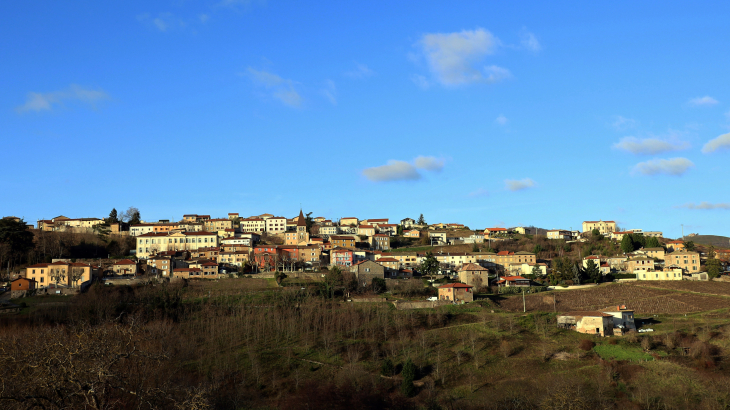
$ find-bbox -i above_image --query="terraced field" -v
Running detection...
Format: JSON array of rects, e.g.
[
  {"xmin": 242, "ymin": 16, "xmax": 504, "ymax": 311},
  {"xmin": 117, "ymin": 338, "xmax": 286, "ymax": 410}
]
[{"xmin": 498, "ymin": 282, "xmax": 730, "ymax": 314}]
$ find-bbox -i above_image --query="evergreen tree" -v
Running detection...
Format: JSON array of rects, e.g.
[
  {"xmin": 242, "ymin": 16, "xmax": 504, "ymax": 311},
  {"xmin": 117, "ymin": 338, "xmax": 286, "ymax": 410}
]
[
  {"xmin": 381, "ymin": 358, "xmax": 394, "ymax": 377},
  {"xmin": 646, "ymin": 236, "xmax": 661, "ymax": 248},
  {"xmin": 417, "ymin": 214, "xmax": 426, "ymax": 225},
  {"xmin": 707, "ymin": 246, "xmax": 722, "ymax": 279},
  {"xmin": 420, "ymin": 252, "xmax": 440, "ymax": 277},
  {"xmin": 585, "ymin": 259, "xmax": 601, "ymax": 283},
  {"xmin": 685, "ymin": 241, "xmax": 696, "ymax": 252},
  {"xmin": 305, "ymin": 212, "xmax": 314, "ymax": 231},
  {"xmin": 631, "ymin": 233, "xmax": 646, "ymax": 250},
  {"xmin": 620, "ymin": 235, "xmax": 635, "ymax": 253},
  {"xmin": 401, "ymin": 358, "xmax": 416, "ymax": 397},
  {"xmin": 108, "ymin": 208, "xmax": 119, "ymax": 224}
]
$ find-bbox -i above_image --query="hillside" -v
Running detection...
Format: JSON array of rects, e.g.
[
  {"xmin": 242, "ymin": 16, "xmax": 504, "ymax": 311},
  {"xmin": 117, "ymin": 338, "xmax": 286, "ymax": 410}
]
[{"xmin": 687, "ymin": 235, "xmax": 730, "ymax": 248}]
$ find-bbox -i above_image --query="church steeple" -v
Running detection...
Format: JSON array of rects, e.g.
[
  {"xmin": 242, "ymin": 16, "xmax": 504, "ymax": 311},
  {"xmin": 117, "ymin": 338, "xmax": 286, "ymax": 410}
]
[{"xmin": 296, "ymin": 209, "xmax": 306, "ymax": 227}]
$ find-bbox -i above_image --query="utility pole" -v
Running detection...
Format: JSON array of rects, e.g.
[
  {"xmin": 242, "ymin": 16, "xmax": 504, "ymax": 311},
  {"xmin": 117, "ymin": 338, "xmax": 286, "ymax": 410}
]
[{"xmin": 523, "ymin": 289, "xmax": 526, "ymax": 313}]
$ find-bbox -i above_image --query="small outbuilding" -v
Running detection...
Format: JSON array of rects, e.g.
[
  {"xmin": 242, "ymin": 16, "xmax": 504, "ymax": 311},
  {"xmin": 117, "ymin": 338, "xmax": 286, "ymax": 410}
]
[
  {"xmin": 557, "ymin": 311, "xmax": 614, "ymax": 337},
  {"xmin": 438, "ymin": 283, "xmax": 474, "ymax": 303},
  {"xmin": 11, "ymin": 277, "xmax": 36, "ymax": 291}
]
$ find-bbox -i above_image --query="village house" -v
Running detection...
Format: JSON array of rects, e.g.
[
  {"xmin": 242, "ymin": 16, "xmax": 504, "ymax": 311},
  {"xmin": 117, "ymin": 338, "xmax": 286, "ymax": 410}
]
[
  {"xmin": 331, "ymin": 248, "xmax": 354, "ymax": 267},
  {"xmin": 601, "ymin": 306, "xmax": 636, "ymax": 331},
  {"xmin": 375, "ymin": 257, "xmax": 400, "ymax": 276},
  {"xmin": 636, "ymin": 269, "xmax": 682, "ymax": 281},
  {"xmin": 582, "ymin": 220, "xmax": 617, "ymax": 234},
  {"xmin": 403, "ymin": 229, "xmax": 421, "ymax": 238},
  {"xmin": 458, "ymin": 263, "xmax": 489, "ymax": 288},
  {"xmin": 438, "ymin": 283, "xmax": 474, "ymax": 303},
  {"xmin": 626, "ymin": 255, "xmax": 655, "ymax": 273},
  {"xmin": 25, "ymin": 261, "xmax": 93, "ymax": 288},
  {"xmin": 350, "ymin": 260, "xmax": 385, "ymax": 285},
  {"xmin": 217, "ymin": 251, "xmax": 249, "ymax": 267},
  {"xmin": 330, "ymin": 235, "xmax": 356, "ymax": 249},
  {"xmin": 637, "ymin": 247, "xmax": 665, "ymax": 260},
  {"xmin": 362, "ymin": 218, "xmax": 389, "ymax": 227},
  {"xmin": 265, "ymin": 216, "xmax": 287, "ymax": 235},
  {"xmin": 358, "ymin": 225, "xmax": 375, "ymax": 237},
  {"xmin": 400, "ymin": 218, "xmax": 416, "ymax": 228},
  {"xmin": 227, "ymin": 213, "xmax": 239, "ymax": 220},
  {"xmin": 113, "ymin": 259, "xmax": 138, "ymax": 276},
  {"xmin": 147, "ymin": 256, "xmax": 173, "ymax": 277},
  {"xmin": 558, "ymin": 311, "xmax": 615, "ymax": 336},
  {"xmin": 369, "ymin": 234, "xmax": 391, "ymax": 250},
  {"xmin": 130, "ymin": 224, "xmax": 156, "ymax": 236},
  {"xmin": 547, "ymin": 229, "xmax": 572, "ymax": 240},
  {"xmin": 666, "ymin": 240, "xmax": 686, "ymax": 251},
  {"xmin": 665, "ymin": 250, "xmax": 700, "ymax": 273},
  {"xmin": 204, "ymin": 218, "xmax": 233, "ymax": 233},
  {"xmin": 240, "ymin": 217, "xmax": 266, "ymax": 233},
  {"xmin": 484, "ymin": 227, "xmax": 508, "ymax": 237},
  {"xmin": 340, "ymin": 217, "xmax": 359, "ymax": 226},
  {"xmin": 136, "ymin": 231, "xmax": 219, "ymax": 259},
  {"xmin": 11, "ymin": 277, "xmax": 36, "ymax": 291},
  {"xmin": 495, "ymin": 276, "xmax": 531, "ymax": 287},
  {"xmin": 508, "ymin": 262, "xmax": 548, "ymax": 276}
]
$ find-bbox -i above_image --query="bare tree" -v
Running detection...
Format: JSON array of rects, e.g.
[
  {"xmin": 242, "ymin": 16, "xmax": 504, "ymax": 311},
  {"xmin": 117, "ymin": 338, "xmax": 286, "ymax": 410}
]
[
  {"xmin": 50, "ymin": 267, "xmax": 67, "ymax": 288},
  {"xmin": 69, "ymin": 266, "xmax": 85, "ymax": 288}
]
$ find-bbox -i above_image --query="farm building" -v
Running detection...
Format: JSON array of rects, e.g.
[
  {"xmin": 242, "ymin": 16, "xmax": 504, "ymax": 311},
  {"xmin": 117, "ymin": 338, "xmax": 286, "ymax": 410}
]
[
  {"xmin": 495, "ymin": 275, "xmax": 530, "ymax": 287},
  {"xmin": 601, "ymin": 305, "xmax": 636, "ymax": 331},
  {"xmin": 557, "ymin": 311, "xmax": 614, "ymax": 337},
  {"xmin": 438, "ymin": 283, "xmax": 474, "ymax": 303}
]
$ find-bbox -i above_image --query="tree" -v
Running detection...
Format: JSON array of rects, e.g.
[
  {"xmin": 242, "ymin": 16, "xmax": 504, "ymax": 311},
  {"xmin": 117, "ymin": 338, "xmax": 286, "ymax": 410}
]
[
  {"xmin": 322, "ymin": 265, "xmax": 343, "ymax": 299},
  {"xmin": 417, "ymin": 214, "xmax": 426, "ymax": 225},
  {"xmin": 107, "ymin": 208, "xmax": 119, "ymax": 224},
  {"xmin": 685, "ymin": 241, "xmax": 696, "ymax": 252},
  {"xmin": 420, "ymin": 252, "xmax": 440, "ymax": 278},
  {"xmin": 584, "ymin": 259, "xmax": 601, "ymax": 283},
  {"xmin": 70, "ymin": 266, "xmax": 85, "ymax": 288},
  {"xmin": 401, "ymin": 358, "xmax": 416, "ymax": 397},
  {"xmin": 592, "ymin": 228, "xmax": 601, "ymax": 238},
  {"xmin": 532, "ymin": 264, "xmax": 543, "ymax": 277},
  {"xmin": 707, "ymin": 246, "xmax": 722, "ymax": 279},
  {"xmin": 122, "ymin": 207, "xmax": 141, "ymax": 225},
  {"xmin": 397, "ymin": 225, "xmax": 403, "ymax": 236},
  {"xmin": 646, "ymin": 236, "xmax": 661, "ymax": 248},
  {"xmin": 305, "ymin": 212, "xmax": 314, "ymax": 232},
  {"xmin": 631, "ymin": 233, "xmax": 646, "ymax": 250},
  {"xmin": 620, "ymin": 235, "xmax": 635, "ymax": 253},
  {"xmin": 0, "ymin": 218, "xmax": 34, "ymax": 274},
  {"xmin": 371, "ymin": 277, "xmax": 387, "ymax": 294},
  {"xmin": 533, "ymin": 244, "xmax": 543, "ymax": 255},
  {"xmin": 50, "ymin": 267, "xmax": 67, "ymax": 288}
]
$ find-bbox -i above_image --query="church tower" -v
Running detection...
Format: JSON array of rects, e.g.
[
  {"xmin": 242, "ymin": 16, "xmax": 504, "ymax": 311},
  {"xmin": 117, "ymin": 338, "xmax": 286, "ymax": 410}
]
[{"xmin": 296, "ymin": 209, "xmax": 309, "ymax": 244}]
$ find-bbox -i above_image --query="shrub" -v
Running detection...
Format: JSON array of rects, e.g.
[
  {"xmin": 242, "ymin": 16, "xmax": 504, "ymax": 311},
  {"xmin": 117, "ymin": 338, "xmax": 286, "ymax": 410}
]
[
  {"xmin": 381, "ymin": 358, "xmax": 394, "ymax": 377},
  {"xmin": 578, "ymin": 339, "xmax": 595, "ymax": 351},
  {"xmin": 400, "ymin": 359, "xmax": 416, "ymax": 397},
  {"xmin": 500, "ymin": 340, "xmax": 515, "ymax": 358},
  {"xmin": 641, "ymin": 337, "xmax": 652, "ymax": 351}
]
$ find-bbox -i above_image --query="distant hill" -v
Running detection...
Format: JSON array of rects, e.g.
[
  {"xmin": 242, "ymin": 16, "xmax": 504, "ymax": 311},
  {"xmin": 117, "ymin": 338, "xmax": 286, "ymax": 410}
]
[{"xmin": 686, "ymin": 235, "xmax": 730, "ymax": 248}]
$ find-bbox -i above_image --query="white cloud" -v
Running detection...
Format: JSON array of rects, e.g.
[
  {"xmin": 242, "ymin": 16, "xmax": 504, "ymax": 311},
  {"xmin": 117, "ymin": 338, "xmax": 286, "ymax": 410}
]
[
  {"xmin": 688, "ymin": 96, "xmax": 719, "ymax": 106},
  {"xmin": 701, "ymin": 132, "xmax": 730, "ymax": 153},
  {"xmin": 505, "ymin": 178, "xmax": 536, "ymax": 191},
  {"xmin": 362, "ymin": 156, "xmax": 444, "ymax": 182},
  {"xmin": 362, "ymin": 161, "xmax": 421, "ymax": 182},
  {"xmin": 520, "ymin": 29, "xmax": 541, "ymax": 52},
  {"xmin": 631, "ymin": 157, "xmax": 694, "ymax": 176},
  {"xmin": 612, "ymin": 115, "xmax": 637, "ymax": 131},
  {"xmin": 469, "ymin": 188, "xmax": 489, "ymax": 197},
  {"xmin": 16, "ymin": 84, "xmax": 109, "ymax": 113},
  {"xmin": 495, "ymin": 114, "xmax": 508, "ymax": 125},
  {"xmin": 137, "ymin": 12, "xmax": 178, "ymax": 32},
  {"xmin": 679, "ymin": 202, "xmax": 730, "ymax": 210},
  {"xmin": 483, "ymin": 65, "xmax": 511, "ymax": 83},
  {"xmin": 321, "ymin": 80, "xmax": 337, "ymax": 105},
  {"xmin": 410, "ymin": 74, "xmax": 430, "ymax": 89},
  {"xmin": 414, "ymin": 156, "xmax": 444, "ymax": 171},
  {"xmin": 246, "ymin": 67, "xmax": 302, "ymax": 107},
  {"xmin": 345, "ymin": 63, "xmax": 374, "ymax": 79},
  {"xmin": 417, "ymin": 28, "xmax": 502, "ymax": 86},
  {"xmin": 613, "ymin": 137, "xmax": 689, "ymax": 155}
]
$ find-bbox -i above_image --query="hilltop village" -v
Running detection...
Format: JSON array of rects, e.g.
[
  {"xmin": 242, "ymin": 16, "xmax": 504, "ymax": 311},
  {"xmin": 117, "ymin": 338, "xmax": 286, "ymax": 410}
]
[{"xmin": 4, "ymin": 210, "xmax": 726, "ymax": 298}]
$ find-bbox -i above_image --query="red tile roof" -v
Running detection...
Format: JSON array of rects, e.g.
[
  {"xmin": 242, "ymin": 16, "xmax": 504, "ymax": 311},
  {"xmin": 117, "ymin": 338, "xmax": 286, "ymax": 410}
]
[
  {"xmin": 439, "ymin": 283, "xmax": 473, "ymax": 289},
  {"xmin": 114, "ymin": 259, "xmax": 136, "ymax": 265}
]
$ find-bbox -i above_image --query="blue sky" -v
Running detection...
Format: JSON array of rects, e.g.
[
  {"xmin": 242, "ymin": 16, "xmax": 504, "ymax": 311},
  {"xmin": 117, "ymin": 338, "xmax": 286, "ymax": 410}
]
[{"xmin": 2, "ymin": 1, "xmax": 730, "ymax": 238}]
